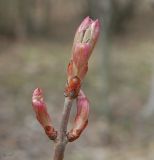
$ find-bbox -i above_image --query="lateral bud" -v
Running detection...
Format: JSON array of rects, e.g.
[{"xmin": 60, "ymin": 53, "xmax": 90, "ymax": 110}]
[
  {"xmin": 67, "ymin": 90, "xmax": 89, "ymax": 142},
  {"xmin": 32, "ymin": 88, "xmax": 57, "ymax": 140}
]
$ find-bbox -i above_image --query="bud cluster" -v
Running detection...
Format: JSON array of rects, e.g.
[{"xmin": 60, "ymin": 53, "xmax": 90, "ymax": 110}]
[{"xmin": 32, "ymin": 17, "xmax": 100, "ymax": 143}]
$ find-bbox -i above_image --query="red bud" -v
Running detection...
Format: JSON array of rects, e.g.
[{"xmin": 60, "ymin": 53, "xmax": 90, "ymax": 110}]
[
  {"xmin": 67, "ymin": 90, "xmax": 89, "ymax": 142},
  {"xmin": 32, "ymin": 88, "xmax": 57, "ymax": 140},
  {"xmin": 65, "ymin": 17, "xmax": 100, "ymax": 98}
]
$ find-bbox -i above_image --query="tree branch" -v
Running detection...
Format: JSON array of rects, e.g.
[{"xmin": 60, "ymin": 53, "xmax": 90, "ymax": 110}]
[
  {"xmin": 59, "ymin": 97, "xmax": 73, "ymax": 142},
  {"xmin": 53, "ymin": 97, "xmax": 73, "ymax": 160}
]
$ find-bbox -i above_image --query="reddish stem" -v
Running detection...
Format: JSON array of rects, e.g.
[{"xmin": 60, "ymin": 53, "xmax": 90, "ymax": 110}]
[{"xmin": 53, "ymin": 97, "xmax": 73, "ymax": 160}]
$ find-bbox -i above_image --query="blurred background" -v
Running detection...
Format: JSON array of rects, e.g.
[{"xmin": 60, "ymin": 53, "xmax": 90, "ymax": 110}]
[{"xmin": 0, "ymin": 0, "xmax": 154, "ymax": 159}]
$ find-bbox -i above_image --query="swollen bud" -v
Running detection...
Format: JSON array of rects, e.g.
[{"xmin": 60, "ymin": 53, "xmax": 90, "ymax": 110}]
[
  {"xmin": 65, "ymin": 17, "xmax": 100, "ymax": 98},
  {"xmin": 67, "ymin": 90, "xmax": 89, "ymax": 142},
  {"xmin": 32, "ymin": 88, "xmax": 57, "ymax": 140}
]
